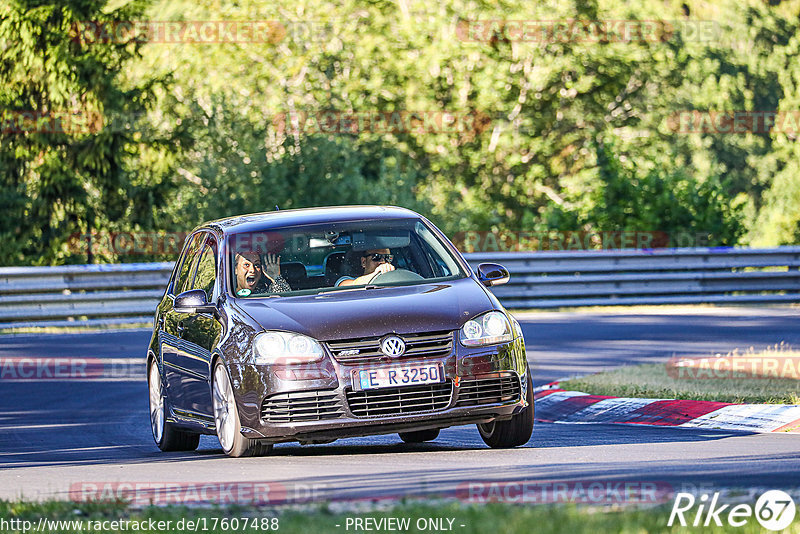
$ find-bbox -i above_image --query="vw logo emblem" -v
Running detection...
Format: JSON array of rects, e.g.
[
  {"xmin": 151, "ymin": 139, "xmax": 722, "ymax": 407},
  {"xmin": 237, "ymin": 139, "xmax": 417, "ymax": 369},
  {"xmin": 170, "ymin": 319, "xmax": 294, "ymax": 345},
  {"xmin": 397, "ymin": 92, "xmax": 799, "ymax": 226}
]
[{"xmin": 380, "ymin": 335, "xmax": 406, "ymax": 357}]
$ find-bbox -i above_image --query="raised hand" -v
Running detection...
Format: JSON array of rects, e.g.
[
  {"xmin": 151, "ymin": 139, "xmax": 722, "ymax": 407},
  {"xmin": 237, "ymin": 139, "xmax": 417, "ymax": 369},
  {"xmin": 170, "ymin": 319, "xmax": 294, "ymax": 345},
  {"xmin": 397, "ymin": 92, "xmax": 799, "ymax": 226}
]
[{"xmin": 262, "ymin": 253, "xmax": 281, "ymax": 282}]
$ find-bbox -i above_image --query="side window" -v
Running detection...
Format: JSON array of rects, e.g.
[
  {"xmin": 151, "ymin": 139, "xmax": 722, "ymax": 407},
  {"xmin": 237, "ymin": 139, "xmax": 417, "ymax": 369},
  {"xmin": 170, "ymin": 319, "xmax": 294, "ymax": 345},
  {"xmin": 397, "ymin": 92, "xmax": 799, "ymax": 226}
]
[
  {"xmin": 172, "ymin": 233, "xmax": 203, "ymax": 295},
  {"xmin": 191, "ymin": 241, "xmax": 217, "ymax": 302},
  {"xmin": 414, "ymin": 222, "xmax": 459, "ymax": 278}
]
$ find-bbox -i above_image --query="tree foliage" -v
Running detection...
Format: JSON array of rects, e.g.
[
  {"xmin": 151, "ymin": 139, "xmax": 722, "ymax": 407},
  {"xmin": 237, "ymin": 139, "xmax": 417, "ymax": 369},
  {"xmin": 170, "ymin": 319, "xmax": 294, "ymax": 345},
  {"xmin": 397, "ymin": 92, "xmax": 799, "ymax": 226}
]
[
  {"xmin": 2, "ymin": 0, "xmax": 800, "ymax": 264},
  {"xmin": 0, "ymin": 0, "xmax": 186, "ymax": 264}
]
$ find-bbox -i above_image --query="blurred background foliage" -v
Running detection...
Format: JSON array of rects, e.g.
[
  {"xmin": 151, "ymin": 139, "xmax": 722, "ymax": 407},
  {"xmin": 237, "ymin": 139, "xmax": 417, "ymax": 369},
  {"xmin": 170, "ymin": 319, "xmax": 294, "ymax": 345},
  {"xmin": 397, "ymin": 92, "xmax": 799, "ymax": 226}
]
[{"xmin": 1, "ymin": 0, "xmax": 800, "ymax": 264}]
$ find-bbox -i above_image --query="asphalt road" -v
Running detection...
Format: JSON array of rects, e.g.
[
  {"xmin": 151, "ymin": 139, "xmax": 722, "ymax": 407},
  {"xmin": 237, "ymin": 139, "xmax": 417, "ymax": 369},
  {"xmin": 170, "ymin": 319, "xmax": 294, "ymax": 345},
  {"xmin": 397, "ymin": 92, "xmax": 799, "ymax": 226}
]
[{"xmin": 1, "ymin": 307, "xmax": 799, "ymax": 505}]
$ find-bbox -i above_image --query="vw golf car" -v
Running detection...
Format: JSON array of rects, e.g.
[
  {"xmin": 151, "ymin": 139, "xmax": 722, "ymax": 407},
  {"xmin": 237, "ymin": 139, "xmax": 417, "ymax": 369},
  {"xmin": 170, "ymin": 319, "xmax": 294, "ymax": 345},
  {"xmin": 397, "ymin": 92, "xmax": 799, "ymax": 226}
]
[{"xmin": 147, "ymin": 206, "xmax": 532, "ymax": 457}]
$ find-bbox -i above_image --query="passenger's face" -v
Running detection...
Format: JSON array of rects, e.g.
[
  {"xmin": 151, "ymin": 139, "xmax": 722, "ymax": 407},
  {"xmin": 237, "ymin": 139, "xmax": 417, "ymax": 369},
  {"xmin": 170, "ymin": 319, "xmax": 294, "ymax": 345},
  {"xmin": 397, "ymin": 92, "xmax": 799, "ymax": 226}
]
[
  {"xmin": 235, "ymin": 255, "xmax": 262, "ymax": 291},
  {"xmin": 361, "ymin": 248, "xmax": 391, "ymax": 274}
]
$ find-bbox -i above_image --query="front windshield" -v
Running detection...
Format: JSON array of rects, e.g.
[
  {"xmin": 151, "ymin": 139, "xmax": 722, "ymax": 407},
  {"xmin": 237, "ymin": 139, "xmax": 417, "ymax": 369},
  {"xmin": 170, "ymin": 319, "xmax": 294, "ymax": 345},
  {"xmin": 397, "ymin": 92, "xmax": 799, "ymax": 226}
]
[{"xmin": 227, "ymin": 218, "xmax": 465, "ymax": 297}]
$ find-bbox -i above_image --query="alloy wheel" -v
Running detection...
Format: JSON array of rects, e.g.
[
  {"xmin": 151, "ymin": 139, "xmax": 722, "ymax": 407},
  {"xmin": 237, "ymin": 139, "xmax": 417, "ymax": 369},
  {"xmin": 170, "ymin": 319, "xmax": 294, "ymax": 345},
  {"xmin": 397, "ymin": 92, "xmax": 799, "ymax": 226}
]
[
  {"xmin": 212, "ymin": 364, "xmax": 237, "ymax": 452},
  {"xmin": 477, "ymin": 421, "xmax": 496, "ymax": 439},
  {"xmin": 148, "ymin": 363, "xmax": 165, "ymax": 443}
]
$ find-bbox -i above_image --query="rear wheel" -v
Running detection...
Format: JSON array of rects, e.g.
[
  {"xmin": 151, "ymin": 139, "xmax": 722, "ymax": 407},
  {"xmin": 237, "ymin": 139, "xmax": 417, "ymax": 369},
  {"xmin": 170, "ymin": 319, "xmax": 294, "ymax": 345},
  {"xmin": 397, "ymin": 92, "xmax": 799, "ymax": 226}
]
[
  {"xmin": 398, "ymin": 428, "xmax": 440, "ymax": 443},
  {"xmin": 148, "ymin": 361, "xmax": 200, "ymax": 452},
  {"xmin": 212, "ymin": 361, "xmax": 272, "ymax": 458},
  {"xmin": 477, "ymin": 368, "xmax": 534, "ymax": 448}
]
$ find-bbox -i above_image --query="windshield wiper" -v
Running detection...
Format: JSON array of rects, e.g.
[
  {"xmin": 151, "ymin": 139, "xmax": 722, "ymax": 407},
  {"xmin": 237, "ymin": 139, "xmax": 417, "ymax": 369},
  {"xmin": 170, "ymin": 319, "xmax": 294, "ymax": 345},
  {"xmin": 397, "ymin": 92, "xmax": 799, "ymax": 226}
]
[{"xmin": 316, "ymin": 284, "xmax": 385, "ymax": 295}]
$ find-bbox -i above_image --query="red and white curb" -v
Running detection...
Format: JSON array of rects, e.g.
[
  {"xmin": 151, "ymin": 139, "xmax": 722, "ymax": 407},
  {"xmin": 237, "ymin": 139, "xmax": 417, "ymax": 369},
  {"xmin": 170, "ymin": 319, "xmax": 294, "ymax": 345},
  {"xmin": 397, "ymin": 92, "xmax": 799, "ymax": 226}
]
[{"xmin": 533, "ymin": 383, "xmax": 800, "ymax": 433}]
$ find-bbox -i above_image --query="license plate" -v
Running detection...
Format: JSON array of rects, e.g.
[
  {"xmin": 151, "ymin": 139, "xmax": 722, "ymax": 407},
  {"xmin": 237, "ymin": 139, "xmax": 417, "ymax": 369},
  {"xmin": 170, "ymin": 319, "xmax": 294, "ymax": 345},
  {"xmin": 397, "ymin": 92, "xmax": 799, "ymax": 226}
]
[{"xmin": 354, "ymin": 364, "xmax": 443, "ymax": 390}]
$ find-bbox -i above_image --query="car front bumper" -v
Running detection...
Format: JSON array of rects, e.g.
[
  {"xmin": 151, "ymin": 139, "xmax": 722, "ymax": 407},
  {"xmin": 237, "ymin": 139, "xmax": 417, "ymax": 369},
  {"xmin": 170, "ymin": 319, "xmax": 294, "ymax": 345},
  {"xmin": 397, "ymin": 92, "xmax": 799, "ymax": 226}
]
[{"xmin": 231, "ymin": 333, "xmax": 529, "ymax": 443}]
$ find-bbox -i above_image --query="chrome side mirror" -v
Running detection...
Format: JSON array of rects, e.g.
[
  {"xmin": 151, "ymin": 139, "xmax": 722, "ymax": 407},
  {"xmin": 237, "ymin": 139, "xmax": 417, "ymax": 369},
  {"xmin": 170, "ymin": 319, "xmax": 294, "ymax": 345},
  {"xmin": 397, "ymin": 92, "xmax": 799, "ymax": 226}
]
[
  {"xmin": 174, "ymin": 289, "xmax": 216, "ymax": 314},
  {"xmin": 476, "ymin": 263, "xmax": 510, "ymax": 287}
]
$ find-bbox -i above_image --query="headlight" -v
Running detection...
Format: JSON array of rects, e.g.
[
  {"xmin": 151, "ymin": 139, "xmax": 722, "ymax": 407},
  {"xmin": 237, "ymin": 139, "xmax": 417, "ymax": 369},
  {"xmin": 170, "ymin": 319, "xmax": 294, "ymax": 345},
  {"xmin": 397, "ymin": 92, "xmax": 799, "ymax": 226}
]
[
  {"xmin": 510, "ymin": 316, "xmax": 523, "ymax": 340},
  {"xmin": 459, "ymin": 311, "xmax": 513, "ymax": 347},
  {"xmin": 253, "ymin": 331, "xmax": 324, "ymax": 364}
]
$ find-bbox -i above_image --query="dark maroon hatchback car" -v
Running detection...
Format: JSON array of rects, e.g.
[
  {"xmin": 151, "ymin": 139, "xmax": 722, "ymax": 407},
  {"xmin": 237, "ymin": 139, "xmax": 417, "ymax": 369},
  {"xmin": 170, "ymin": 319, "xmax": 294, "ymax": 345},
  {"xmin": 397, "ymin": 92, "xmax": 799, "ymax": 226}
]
[{"xmin": 147, "ymin": 206, "xmax": 532, "ymax": 457}]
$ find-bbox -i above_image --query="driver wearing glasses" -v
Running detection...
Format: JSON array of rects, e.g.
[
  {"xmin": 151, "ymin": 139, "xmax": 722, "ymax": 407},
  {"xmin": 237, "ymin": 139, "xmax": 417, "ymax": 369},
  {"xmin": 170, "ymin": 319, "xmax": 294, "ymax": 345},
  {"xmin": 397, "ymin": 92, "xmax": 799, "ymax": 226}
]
[{"xmin": 336, "ymin": 248, "xmax": 396, "ymax": 287}]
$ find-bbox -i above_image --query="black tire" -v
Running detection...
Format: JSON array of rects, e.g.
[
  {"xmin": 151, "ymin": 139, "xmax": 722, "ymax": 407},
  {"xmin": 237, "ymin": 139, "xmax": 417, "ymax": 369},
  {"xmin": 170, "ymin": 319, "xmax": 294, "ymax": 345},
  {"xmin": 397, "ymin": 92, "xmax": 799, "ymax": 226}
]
[
  {"xmin": 212, "ymin": 360, "xmax": 273, "ymax": 458},
  {"xmin": 477, "ymin": 368, "xmax": 534, "ymax": 448},
  {"xmin": 398, "ymin": 428, "xmax": 440, "ymax": 443},
  {"xmin": 148, "ymin": 361, "xmax": 200, "ymax": 452}
]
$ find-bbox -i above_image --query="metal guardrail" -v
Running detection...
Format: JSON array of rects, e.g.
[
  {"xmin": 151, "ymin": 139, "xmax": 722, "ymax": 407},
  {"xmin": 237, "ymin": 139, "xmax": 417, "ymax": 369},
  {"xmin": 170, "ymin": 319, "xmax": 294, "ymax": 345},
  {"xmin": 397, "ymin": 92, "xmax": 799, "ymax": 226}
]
[
  {"xmin": 0, "ymin": 263, "xmax": 174, "ymax": 328},
  {"xmin": 466, "ymin": 247, "xmax": 800, "ymax": 308},
  {"xmin": 1, "ymin": 248, "xmax": 799, "ymax": 328}
]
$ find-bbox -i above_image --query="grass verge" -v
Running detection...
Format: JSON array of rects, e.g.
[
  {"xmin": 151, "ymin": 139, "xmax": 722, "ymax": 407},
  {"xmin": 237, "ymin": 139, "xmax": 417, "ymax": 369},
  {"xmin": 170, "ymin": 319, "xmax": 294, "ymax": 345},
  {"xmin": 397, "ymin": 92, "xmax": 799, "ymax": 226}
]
[
  {"xmin": 1, "ymin": 500, "xmax": 796, "ymax": 534},
  {"xmin": 559, "ymin": 347, "xmax": 800, "ymax": 404}
]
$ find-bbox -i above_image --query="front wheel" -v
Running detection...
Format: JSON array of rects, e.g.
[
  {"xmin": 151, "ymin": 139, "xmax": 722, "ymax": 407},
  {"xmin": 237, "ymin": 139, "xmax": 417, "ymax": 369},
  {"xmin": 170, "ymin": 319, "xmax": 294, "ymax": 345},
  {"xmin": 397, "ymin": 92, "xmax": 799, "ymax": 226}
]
[
  {"xmin": 148, "ymin": 361, "xmax": 200, "ymax": 452},
  {"xmin": 212, "ymin": 361, "xmax": 272, "ymax": 458},
  {"xmin": 477, "ymin": 368, "xmax": 534, "ymax": 448},
  {"xmin": 399, "ymin": 428, "xmax": 440, "ymax": 443}
]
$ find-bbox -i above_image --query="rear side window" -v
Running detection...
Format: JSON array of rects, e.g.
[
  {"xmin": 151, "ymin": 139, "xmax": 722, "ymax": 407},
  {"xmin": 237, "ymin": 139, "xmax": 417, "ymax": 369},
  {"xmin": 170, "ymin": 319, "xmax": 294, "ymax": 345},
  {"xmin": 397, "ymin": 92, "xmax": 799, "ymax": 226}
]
[
  {"xmin": 191, "ymin": 243, "xmax": 217, "ymax": 301},
  {"xmin": 172, "ymin": 233, "xmax": 204, "ymax": 295}
]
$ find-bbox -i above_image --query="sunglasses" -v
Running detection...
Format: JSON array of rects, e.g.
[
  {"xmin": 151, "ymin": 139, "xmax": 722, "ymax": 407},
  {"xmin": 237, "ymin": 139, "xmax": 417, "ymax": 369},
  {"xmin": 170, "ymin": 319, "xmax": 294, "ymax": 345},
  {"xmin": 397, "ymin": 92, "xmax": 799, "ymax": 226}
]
[{"xmin": 364, "ymin": 253, "xmax": 393, "ymax": 263}]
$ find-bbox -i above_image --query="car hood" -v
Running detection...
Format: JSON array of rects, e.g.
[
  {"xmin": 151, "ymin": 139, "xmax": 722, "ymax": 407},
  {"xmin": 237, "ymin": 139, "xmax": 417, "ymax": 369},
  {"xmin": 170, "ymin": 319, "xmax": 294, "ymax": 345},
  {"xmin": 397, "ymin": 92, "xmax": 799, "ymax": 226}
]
[{"xmin": 232, "ymin": 277, "xmax": 496, "ymax": 341}]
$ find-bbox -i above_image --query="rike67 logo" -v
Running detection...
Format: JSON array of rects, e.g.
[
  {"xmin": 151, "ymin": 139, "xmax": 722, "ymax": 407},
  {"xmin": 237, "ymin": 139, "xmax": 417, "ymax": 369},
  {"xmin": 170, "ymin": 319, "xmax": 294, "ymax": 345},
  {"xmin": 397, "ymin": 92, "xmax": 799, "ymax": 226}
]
[{"xmin": 669, "ymin": 490, "xmax": 796, "ymax": 530}]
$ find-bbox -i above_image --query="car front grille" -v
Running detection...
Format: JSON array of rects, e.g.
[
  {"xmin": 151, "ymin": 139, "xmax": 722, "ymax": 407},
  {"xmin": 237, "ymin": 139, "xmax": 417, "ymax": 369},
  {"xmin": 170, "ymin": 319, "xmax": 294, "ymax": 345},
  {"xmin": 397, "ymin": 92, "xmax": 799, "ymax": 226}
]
[
  {"xmin": 326, "ymin": 330, "xmax": 453, "ymax": 364},
  {"xmin": 261, "ymin": 389, "xmax": 344, "ymax": 423},
  {"xmin": 345, "ymin": 381, "xmax": 453, "ymax": 417},
  {"xmin": 455, "ymin": 373, "xmax": 521, "ymax": 407}
]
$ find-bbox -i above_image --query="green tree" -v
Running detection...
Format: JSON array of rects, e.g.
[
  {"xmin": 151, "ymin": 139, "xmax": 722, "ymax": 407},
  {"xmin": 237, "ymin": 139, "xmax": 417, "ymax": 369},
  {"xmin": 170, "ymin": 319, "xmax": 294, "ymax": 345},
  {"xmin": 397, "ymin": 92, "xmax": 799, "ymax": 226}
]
[{"xmin": 0, "ymin": 0, "xmax": 182, "ymax": 264}]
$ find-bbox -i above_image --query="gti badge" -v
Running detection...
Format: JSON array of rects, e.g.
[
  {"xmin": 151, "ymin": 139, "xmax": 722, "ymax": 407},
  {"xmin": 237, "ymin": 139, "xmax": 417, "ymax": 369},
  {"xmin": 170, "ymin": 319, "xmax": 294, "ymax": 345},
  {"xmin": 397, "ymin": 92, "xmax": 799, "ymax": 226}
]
[{"xmin": 380, "ymin": 335, "xmax": 406, "ymax": 357}]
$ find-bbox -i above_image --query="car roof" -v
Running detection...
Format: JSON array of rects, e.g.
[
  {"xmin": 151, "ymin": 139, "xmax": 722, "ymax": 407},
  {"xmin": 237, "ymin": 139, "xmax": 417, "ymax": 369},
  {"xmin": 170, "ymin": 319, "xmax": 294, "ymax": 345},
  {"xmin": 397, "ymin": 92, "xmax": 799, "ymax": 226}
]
[{"xmin": 195, "ymin": 205, "xmax": 422, "ymax": 236}]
